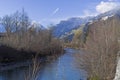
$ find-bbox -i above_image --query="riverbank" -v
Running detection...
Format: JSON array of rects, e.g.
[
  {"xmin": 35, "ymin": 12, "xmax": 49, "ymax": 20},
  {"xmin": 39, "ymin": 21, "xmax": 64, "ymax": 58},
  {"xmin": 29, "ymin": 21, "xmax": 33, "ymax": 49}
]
[
  {"xmin": 0, "ymin": 48, "xmax": 87, "ymax": 80},
  {"xmin": 0, "ymin": 45, "xmax": 34, "ymax": 63},
  {"xmin": 0, "ymin": 45, "xmax": 64, "ymax": 71}
]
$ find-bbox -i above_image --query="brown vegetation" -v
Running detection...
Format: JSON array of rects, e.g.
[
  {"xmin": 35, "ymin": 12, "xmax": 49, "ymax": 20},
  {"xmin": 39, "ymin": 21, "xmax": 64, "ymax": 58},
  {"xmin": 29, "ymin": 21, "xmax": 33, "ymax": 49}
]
[
  {"xmin": 24, "ymin": 56, "xmax": 41, "ymax": 80},
  {"xmin": 76, "ymin": 16, "xmax": 120, "ymax": 80},
  {"xmin": 0, "ymin": 10, "xmax": 63, "ymax": 63}
]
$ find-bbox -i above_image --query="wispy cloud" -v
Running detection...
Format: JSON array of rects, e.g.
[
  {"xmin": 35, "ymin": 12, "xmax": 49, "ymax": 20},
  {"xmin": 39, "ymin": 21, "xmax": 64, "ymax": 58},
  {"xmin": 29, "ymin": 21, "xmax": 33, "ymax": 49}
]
[{"xmin": 52, "ymin": 8, "xmax": 59, "ymax": 15}]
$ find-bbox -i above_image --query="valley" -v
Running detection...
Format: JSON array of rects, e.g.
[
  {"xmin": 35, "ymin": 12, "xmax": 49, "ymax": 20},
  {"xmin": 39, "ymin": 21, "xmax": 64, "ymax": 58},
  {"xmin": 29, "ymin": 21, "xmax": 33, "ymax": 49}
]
[{"xmin": 0, "ymin": 0, "xmax": 120, "ymax": 80}]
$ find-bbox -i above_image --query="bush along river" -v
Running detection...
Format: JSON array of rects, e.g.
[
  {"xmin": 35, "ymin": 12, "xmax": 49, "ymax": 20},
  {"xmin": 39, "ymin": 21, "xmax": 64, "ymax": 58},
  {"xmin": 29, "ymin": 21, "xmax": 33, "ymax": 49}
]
[{"xmin": 0, "ymin": 48, "xmax": 87, "ymax": 80}]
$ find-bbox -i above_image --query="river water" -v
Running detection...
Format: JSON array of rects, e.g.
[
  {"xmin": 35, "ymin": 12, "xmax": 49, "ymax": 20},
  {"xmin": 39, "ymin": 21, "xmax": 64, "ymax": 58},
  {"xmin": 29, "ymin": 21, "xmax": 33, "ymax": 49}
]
[{"xmin": 0, "ymin": 48, "xmax": 87, "ymax": 80}]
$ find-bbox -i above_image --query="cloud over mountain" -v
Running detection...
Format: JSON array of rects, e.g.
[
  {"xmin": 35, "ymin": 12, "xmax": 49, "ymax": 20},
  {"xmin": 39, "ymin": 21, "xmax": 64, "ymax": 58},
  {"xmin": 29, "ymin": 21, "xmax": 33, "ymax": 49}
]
[{"xmin": 96, "ymin": 1, "xmax": 120, "ymax": 13}]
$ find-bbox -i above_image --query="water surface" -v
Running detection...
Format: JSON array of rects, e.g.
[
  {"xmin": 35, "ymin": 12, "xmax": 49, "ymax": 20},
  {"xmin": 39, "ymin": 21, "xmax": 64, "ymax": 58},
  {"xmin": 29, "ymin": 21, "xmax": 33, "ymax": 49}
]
[{"xmin": 0, "ymin": 48, "xmax": 87, "ymax": 80}]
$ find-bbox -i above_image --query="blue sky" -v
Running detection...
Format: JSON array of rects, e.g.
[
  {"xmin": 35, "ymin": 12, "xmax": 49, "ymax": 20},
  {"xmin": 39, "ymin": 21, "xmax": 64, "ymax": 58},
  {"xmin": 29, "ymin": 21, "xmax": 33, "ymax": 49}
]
[{"xmin": 0, "ymin": 0, "xmax": 120, "ymax": 26}]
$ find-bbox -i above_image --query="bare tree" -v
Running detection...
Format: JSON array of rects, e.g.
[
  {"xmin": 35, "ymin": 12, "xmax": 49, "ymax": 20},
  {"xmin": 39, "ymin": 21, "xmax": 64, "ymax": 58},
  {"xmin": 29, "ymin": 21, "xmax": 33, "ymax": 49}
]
[
  {"xmin": 24, "ymin": 55, "xmax": 41, "ymax": 80},
  {"xmin": 2, "ymin": 15, "xmax": 13, "ymax": 37},
  {"xmin": 0, "ymin": 9, "xmax": 63, "ymax": 57},
  {"xmin": 75, "ymin": 17, "xmax": 119, "ymax": 80}
]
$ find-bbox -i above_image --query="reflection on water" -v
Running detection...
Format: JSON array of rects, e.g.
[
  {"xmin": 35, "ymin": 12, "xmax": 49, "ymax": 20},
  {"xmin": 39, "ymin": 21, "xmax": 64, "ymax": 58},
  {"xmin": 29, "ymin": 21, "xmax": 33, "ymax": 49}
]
[{"xmin": 0, "ymin": 48, "xmax": 87, "ymax": 80}]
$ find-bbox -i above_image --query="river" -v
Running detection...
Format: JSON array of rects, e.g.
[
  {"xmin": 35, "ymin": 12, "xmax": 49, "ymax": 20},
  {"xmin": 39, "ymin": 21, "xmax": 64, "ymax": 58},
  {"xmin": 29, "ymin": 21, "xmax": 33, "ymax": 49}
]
[{"xmin": 0, "ymin": 48, "xmax": 87, "ymax": 80}]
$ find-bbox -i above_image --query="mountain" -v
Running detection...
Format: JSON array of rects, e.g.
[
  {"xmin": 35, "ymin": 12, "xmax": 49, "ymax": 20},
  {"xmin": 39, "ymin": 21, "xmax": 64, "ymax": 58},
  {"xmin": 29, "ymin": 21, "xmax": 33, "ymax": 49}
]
[
  {"xmin": 0, "ymin": 24, "xmax": 5, "ymax": 32},
  {"xmin": 95, "ymin": 8, "xmax": 120, "ymax": 20},
  {"xmin": 53, "ymin": 8, "xmax": 120, "ymax": 41},
  {"xmin": 30, "ymin": 21, "xmax": 46, "ymax": 31},
  {"xmin": 53, "ymin": 16, "xmax": 93, "ymax": 38},
  {"xmin": 81, "ymin": 9, "xmax": 120, "ymax": 44}
]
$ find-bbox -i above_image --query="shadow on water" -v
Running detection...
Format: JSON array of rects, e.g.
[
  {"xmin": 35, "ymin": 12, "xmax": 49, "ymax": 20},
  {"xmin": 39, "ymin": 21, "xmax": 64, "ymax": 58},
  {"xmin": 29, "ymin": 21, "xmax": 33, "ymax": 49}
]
[{"xmin": 0, "ymin": 48, "xmax": 87, "ymax": 80}]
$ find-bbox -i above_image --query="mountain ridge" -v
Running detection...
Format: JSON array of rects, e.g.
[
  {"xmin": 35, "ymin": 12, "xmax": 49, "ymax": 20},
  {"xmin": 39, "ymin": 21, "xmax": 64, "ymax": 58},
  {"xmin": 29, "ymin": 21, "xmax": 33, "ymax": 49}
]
[{"xmin": 53, "ymin": 8, "xmax": 120, "ymax": 39}]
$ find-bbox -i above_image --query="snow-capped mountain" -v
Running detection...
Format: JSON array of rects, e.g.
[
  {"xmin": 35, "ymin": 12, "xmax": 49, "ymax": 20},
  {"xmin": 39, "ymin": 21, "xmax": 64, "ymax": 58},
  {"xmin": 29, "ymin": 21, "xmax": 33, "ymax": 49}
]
[
  {"xmin": 53, "ymin": 8, "xmax": 120, "ymax": 39},
  {"xmin": 30, "ymin": 21, "xmax": 46, "ymax": 30},
  {"xmin": 53, "ymin": 16, "xmax": 94, "ymax": 38}
]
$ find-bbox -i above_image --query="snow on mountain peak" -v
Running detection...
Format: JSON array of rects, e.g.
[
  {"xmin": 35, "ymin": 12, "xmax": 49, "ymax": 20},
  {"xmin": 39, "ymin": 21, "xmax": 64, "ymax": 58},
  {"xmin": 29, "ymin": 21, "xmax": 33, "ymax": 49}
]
[
  {"xmin": 101, "ymin": 16, "xmax": 109, "ymax": 20},
  {"xmin": 101, "ymin": 14, "xmax": 115, "ymax": 21}
]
